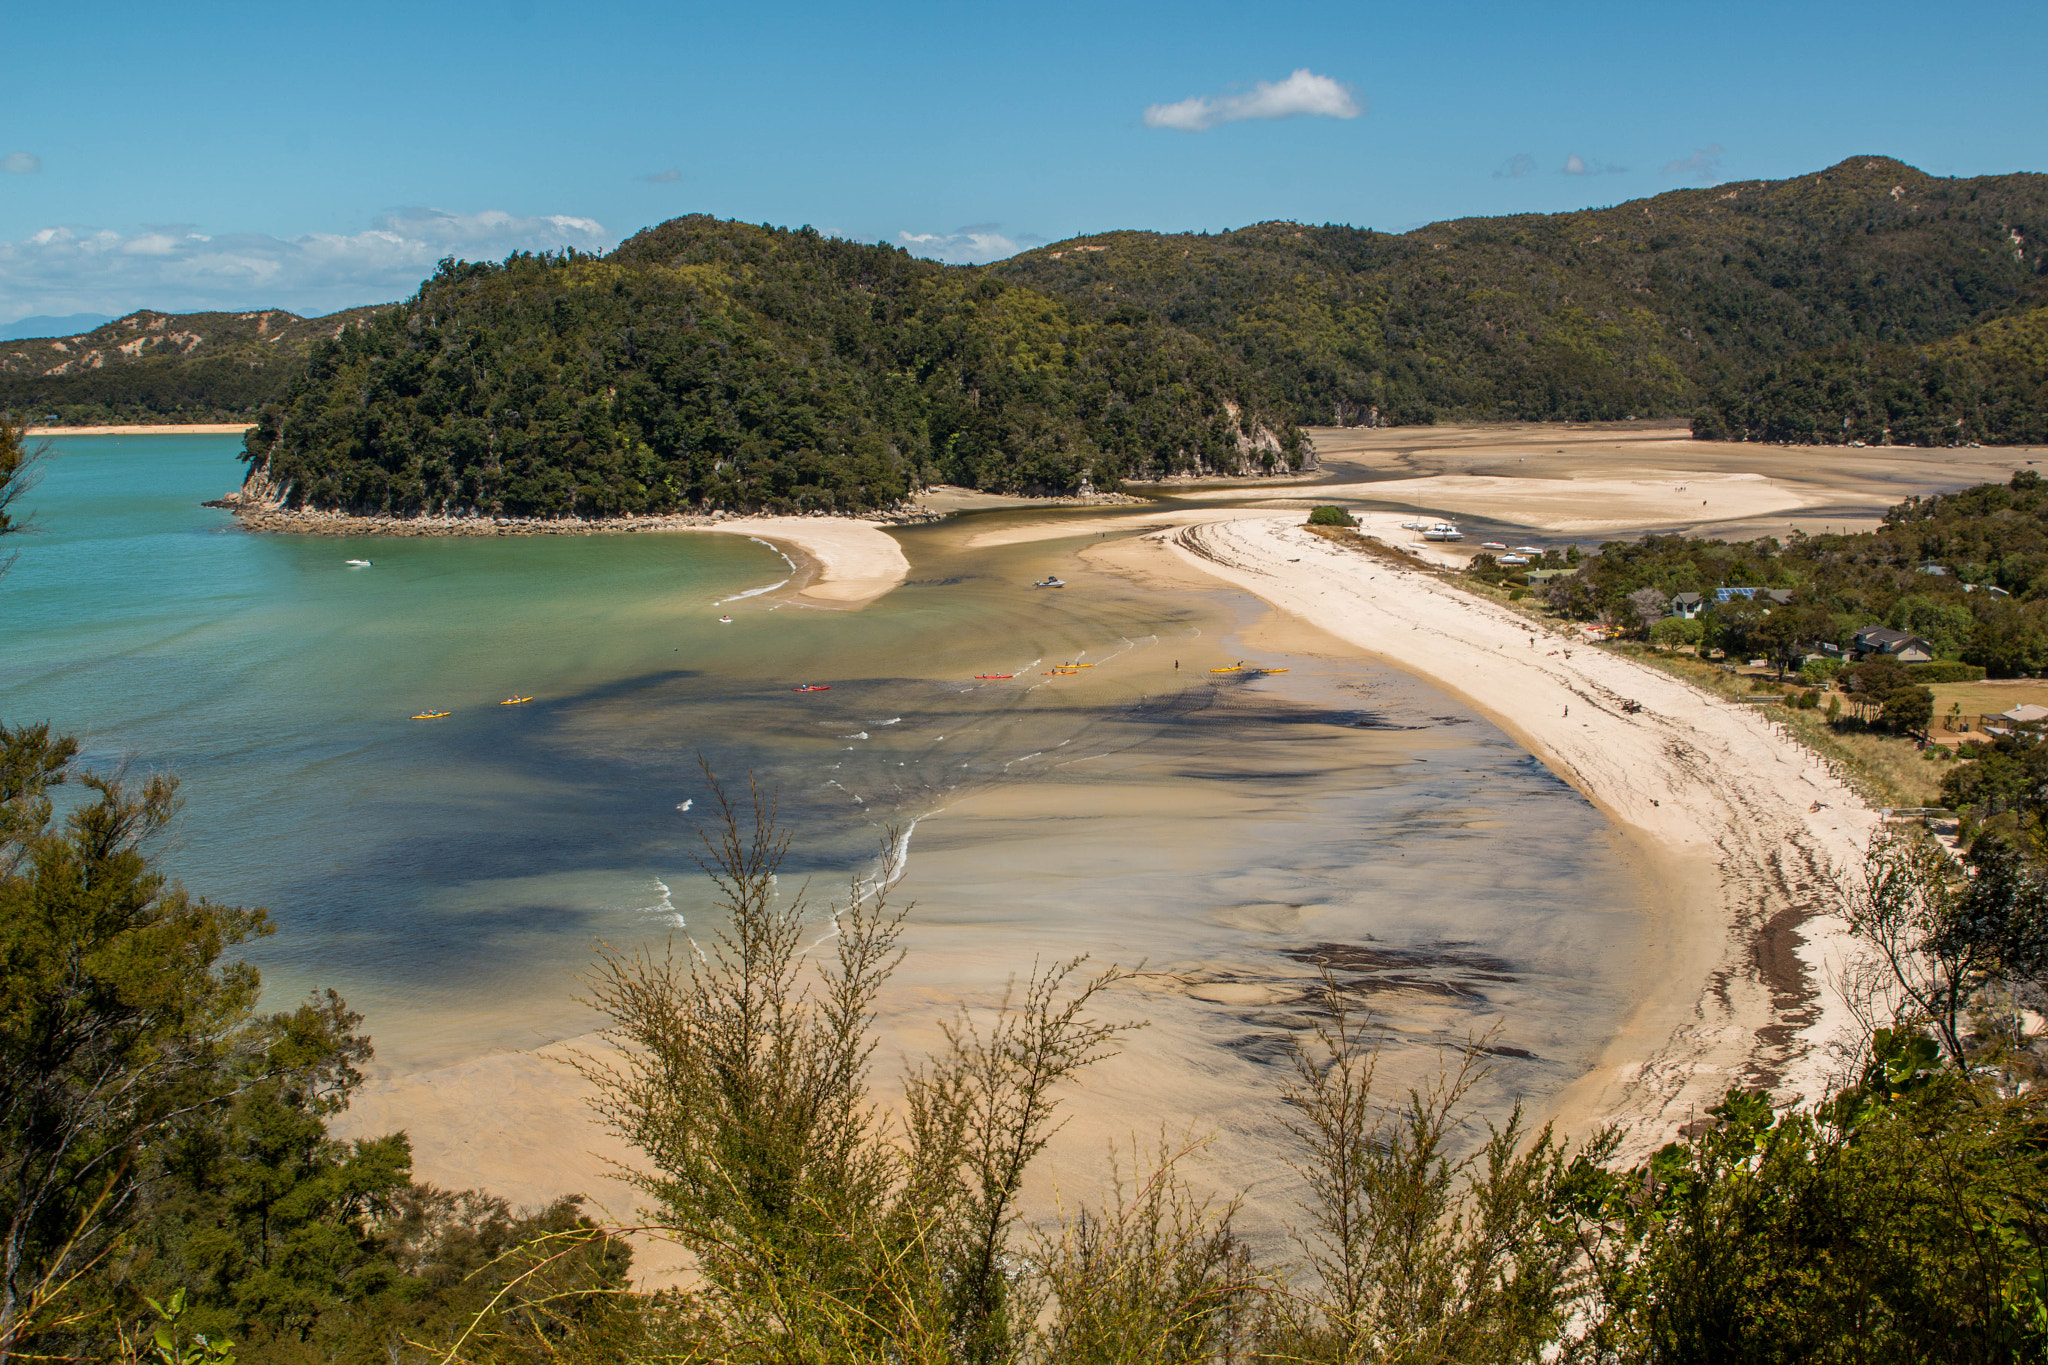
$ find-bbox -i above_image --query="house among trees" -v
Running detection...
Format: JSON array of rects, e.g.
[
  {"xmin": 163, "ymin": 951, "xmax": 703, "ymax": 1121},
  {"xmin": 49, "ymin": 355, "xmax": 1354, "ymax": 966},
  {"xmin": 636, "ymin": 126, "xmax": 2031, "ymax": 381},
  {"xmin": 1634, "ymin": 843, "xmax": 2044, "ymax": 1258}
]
[
  {"xmin": 1853, "ymin": 625, "xmax": 1937, "ymax": 663},
  {"xmin": 1671, "ymin": 592, "xmax": 1706, "ymax": 619}
]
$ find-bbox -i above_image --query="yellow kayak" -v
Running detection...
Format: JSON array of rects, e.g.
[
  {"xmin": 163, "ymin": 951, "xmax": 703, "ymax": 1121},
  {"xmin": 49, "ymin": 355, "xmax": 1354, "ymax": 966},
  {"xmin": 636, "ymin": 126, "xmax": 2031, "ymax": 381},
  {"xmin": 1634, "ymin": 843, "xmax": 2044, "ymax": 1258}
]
[
  {"xmin": 499, "ymin": 696, "xmax": 533, "ymax": 706},
  {"xmin": 1258, "ymin": 668, "xmax": 1290, "ymax": 675},
  {"xmin": 1210, "ymin": 664, "xmax": 1243, "ymax": 673},
  {"xmin": 412, "ymin": 711, "xmax": 451, "ymax": 720}
]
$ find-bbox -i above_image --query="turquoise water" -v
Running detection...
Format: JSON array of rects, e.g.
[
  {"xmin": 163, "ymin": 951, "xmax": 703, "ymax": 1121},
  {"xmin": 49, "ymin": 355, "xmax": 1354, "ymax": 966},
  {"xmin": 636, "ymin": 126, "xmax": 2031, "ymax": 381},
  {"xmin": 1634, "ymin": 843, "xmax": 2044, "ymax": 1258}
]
[{"xmin": 4, "ymin": 435, "xmax": 1646, "ymax": 1106}]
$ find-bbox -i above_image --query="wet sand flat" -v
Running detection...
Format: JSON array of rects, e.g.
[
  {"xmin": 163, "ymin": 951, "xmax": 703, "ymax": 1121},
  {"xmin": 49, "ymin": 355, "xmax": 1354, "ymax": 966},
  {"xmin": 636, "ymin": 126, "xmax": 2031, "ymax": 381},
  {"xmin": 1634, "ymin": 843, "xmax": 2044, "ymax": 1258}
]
[
  {"xmin": 1096, "ymin": 511, "xmax": 1880, "ymax": 1148},
  {"xmin": 1284, "ymin": 421, "xmax": 2048, "ymax": 542}
]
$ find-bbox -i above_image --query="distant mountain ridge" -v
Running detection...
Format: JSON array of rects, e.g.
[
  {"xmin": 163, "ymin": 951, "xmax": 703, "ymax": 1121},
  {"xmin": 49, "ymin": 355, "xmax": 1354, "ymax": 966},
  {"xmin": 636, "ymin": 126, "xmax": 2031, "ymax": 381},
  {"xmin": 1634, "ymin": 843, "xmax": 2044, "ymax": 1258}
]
[
  {"xmin": 0, "ymin": 306, "xmax": 390, "ymax": 425},
  {"xmin": 0, "ymin": 313, "xmax": 114, "ymax": 342},
  {"xmin": 991, "ymin": 155, "xmax": 2048, "ymax": 435},
  {"xmin": 8, "ymin": 156, "xmax": 2045, "ymax": 459}
]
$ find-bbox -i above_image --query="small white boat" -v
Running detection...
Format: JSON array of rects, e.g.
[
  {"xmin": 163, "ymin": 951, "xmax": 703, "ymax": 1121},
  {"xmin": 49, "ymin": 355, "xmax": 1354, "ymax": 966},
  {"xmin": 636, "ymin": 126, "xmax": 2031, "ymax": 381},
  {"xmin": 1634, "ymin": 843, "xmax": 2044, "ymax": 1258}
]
[
  {"xmin": 344, "ymin": 558, "xmax": 372, "ymax": 567},
  {"xmin": 1034, "ymin": 576, "xmax": 1066, "ymax": 588},
  {"xmin": 718, "ymin": 615, "xmax": 733, "ymax": 623},
  {"xmin": 1423, "ymin": 523, "xmax": 1464, "ymax": 542},
  {"xmin": 1400, "ymin": 519, "xmax": 1428, "ymax": 530},
  {"xmin": 1481, "ymin": 542, "xmax": 1507, "ymax": 550},
  {"xmin": 1500, "ymin": 554, "xmax": 1530, "ymax": 565},
  {"xmin": 1513, "ymin": 546, "xmax": 1543, "ymax": 555}
]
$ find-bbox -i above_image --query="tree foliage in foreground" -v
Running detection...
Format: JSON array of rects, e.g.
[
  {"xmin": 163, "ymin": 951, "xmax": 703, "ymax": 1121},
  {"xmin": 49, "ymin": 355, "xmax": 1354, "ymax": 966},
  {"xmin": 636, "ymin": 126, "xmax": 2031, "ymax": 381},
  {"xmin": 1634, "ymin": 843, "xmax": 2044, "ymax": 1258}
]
[
  {"xmin": 239, "ymin": 219, "xmax": 1306, "ymax": 518},
  {"xmin": 0, "ymin": 721, "xmax": 629, "ymax": 1365},
  {"xmin": 518, "ymin": 779, "xmax": 2048, "ymax": 1365}
]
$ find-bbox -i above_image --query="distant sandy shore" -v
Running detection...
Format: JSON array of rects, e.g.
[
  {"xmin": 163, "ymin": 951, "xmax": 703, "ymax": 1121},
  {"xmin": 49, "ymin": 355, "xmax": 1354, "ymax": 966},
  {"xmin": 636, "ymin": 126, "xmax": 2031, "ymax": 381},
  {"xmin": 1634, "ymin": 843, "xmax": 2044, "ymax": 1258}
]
[
  {"xmin": 29, "ymin": 423, "xmax": 256, "ymax": 436},
  {"xmin": 1108, "ymin": 512, "xmax": 1879, "ymax": 1147}
]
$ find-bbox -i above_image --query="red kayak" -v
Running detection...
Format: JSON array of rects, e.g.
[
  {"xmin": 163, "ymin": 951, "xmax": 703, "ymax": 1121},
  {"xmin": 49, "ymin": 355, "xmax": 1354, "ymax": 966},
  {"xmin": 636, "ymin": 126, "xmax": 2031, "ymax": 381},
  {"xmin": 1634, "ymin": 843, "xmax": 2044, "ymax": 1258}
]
[
  {"xmin": 973, "ymin": 673, "xmax": 1015, "ymax": 680},
  {"xmin": 792, "ymin": 684, "xmax": 831, "ymax": 693}
]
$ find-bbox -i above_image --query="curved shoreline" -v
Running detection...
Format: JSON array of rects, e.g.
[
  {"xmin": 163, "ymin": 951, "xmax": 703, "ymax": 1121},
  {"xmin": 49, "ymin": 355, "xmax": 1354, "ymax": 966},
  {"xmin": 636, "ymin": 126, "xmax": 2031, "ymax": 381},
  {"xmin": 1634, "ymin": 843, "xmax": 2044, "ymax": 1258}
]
[
  {"xmin": 217, "ymin": 504, "xmax": 919, "ymax": 609},
  {"xmin": 1110, "ymin": 512, "xmax": 1877, "ymax": 1150}
]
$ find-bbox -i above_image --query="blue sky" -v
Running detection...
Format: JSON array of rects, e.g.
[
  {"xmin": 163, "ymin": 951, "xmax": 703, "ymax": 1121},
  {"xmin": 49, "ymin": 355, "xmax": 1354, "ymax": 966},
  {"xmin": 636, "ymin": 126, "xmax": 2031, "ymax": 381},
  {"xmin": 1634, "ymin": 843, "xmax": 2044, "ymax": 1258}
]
[{"xmin": 0, "ymin": 0, "xmax": 2040, "ymax": 323}]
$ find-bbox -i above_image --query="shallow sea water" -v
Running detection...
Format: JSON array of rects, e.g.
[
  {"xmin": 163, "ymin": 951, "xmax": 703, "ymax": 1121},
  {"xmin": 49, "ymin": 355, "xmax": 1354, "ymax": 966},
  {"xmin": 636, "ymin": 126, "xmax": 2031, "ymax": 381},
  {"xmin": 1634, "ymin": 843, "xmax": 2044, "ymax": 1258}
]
[{"xmin": 4, "ymin": 436, "xmax": 1648, "ymax": 1178}]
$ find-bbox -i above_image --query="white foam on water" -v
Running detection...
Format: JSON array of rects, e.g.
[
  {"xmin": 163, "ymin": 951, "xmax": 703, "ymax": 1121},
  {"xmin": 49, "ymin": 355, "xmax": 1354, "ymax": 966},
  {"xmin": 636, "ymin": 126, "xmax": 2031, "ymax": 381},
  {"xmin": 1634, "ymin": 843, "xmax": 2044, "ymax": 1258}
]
[
  {"xmin": 716, "ymin": 577, "xmax": 790, "ymax": 604},
  {"xmin": 843, "ymin": 731, "xmax": 868, "ymax": 740},
  {"xmin": 744, "ymin": 535, "xmax": 800, "ymax": 572},
  {"xmin": 636, "ymin": 878, "xmax": 685, "ymax": 928},
  {"xmin": 675, "ymin": 798, "xmax": 693, "ymax": 812},
  {"xmin": 877, "ymin": 718, "xmax": 901, "ymax": 725}
]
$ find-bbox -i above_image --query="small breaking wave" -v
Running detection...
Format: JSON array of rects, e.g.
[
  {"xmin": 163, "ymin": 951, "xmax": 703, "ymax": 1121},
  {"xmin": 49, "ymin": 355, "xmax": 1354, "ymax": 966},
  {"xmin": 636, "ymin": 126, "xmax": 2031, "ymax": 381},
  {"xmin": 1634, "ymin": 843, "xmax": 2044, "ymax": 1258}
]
[{"xmin": 717, "ymin": 577, "xmax": 791, "ymax": 604}]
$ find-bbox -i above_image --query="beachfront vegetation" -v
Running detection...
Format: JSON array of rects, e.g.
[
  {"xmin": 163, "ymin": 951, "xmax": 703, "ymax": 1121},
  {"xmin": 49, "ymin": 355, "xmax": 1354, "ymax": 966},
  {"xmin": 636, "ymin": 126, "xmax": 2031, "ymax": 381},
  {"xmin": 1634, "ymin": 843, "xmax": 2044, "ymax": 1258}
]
[
  {"xmin": 1484, "ymin": 470, "xmax": 2048, "ymax": 683},
  {"xmin": 1306, "ymin": 505, "xmax": 1356, "ymax": 527},
  {"xmin": 995, "ymin": 156, "xmax": 2048, "ymax": 440},
  {"xmin": 237, "ymin": 220, "xmax": 1305, "ymax": 517}
]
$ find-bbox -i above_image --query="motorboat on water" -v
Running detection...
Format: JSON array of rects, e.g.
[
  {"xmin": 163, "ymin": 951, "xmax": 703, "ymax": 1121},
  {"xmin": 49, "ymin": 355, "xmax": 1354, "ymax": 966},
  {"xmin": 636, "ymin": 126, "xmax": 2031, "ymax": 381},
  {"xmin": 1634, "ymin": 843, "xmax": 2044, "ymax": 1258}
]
[
  {"xmin": 1034, "ymin": 576, "xmax": 1066, "ymax": 588},
  {"xmin": 345, "ymin": 558, "xmax": 372, "ymax": 567}
]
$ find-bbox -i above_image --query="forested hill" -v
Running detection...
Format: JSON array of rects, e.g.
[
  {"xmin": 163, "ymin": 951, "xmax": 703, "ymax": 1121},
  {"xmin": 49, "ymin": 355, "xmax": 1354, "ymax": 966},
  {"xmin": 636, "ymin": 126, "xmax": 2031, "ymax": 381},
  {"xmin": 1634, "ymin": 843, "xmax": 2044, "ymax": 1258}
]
[
  {"xmin": 992, "ymin": 156, "xmax": 2048, "ymax": 436},
  {"xmin": 0, "ymin": 306, "xmax": 390, "ymax": 425},
  {"xmin": 1693, "ymin": 302, "xmax": 2048, "ymax": 446},
  {"xmin": 240, "ymin": 218, "xmax": 1305, "ymax": 516}
]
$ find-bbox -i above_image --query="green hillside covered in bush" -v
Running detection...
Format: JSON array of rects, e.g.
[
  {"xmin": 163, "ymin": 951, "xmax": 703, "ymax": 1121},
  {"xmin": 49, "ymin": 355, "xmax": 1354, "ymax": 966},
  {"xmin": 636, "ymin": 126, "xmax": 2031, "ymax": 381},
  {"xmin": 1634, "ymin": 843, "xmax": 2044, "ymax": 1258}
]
[
  {"xmin": 239, "ymin": 218, "xmax": 1304, "ymax": 516},
  {"xmin": 993, "ymin": 156, "xmax": 2048, "ymax": 433}
]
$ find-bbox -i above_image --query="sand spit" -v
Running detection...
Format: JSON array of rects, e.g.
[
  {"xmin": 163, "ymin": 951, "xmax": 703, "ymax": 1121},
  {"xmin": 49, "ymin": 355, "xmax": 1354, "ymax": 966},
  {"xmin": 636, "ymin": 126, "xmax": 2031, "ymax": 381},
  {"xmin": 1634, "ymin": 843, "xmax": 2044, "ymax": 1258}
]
[
  {"xmin": 29, "ymin": 423, "xmax": 258, "ymax": 436},
  {"xmin": 1140, "ymin": 513, "xmax": 1879, "ymax": 1151},
  {"xmin": 695, "ymin": 516, "xmax": 910, "ymax": 607}
]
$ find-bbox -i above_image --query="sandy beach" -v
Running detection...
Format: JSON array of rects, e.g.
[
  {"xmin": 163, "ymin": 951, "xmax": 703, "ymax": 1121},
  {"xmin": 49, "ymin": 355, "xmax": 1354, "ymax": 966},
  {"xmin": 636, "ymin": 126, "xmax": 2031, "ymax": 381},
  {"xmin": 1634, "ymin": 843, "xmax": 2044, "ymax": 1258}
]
[
  {"xmin": 1097, "ymin": 512, "xmax": 1880, "ymax": 1144},
  {"xmin": 326, "ymin": 420, "xmax": 2035, "ymax": 1277},
  {"xmin": 692, "ymin": 516, "xmax": 909, "ymax": 607}
]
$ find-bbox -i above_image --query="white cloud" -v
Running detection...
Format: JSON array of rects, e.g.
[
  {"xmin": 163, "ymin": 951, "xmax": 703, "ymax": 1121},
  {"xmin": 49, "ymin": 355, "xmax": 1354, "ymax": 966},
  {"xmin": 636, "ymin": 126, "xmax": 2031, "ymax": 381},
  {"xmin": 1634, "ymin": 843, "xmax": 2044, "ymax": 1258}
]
[
  {"xmin": 1144, "ymin": 68, "xmax": 1363, "ymax": 133},
  {"xmin": 1, "ymin": 152, "xmax": 41, "ymax": 174},
  {"xmin": 1494, "ymin": 152, "xmax": 1536, "ymax": 180},
  {"xmin": 1663, "ymin": 143, "xmax": 1726, "ymax": 183},
  {"xmin": 897, "ymin": 224, "xmax": 1042, "ymax": 265},
  {"xmin": 1562, "ymin": 153, "xmax": 1628, "ymax": 176},
  {"xmin": 0, "ymin": 208, "xmax": 614, "ymax": 322}
]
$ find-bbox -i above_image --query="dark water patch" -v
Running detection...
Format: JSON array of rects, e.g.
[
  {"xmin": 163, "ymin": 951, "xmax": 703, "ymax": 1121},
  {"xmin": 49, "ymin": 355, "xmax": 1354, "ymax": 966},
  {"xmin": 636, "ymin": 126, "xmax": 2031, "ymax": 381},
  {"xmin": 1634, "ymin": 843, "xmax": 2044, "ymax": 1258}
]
[{"xmin": 1283, "ymin": 940, "xmax": 1521, "ymax": 1003}]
